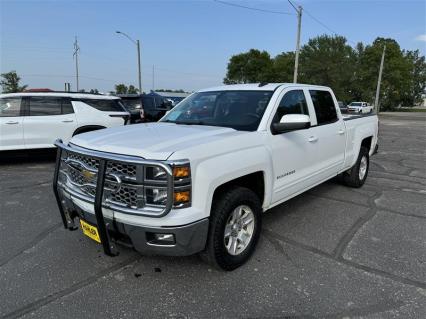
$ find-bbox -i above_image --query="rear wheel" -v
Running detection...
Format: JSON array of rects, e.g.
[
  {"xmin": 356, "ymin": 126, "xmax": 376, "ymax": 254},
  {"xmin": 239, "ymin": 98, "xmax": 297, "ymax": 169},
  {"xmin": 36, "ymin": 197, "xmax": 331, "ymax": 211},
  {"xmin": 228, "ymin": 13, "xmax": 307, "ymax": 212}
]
[
  {"xmin": 341, "ymin": 146, "xmax": 369, "ymax": 188},
  {"xmin": 201, "ymin": 187, "xmax": 262, "ymax": 271}
]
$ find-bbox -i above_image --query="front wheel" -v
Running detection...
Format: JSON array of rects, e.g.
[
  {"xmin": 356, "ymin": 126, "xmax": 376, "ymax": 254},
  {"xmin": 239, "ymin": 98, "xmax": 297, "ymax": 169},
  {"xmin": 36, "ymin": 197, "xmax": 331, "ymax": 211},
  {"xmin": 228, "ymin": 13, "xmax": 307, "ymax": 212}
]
[
  {"xmin": 340, "ymin": 146, "xmax": 369, "ymax": 188},
  {"xmin": 201, "ymin": 187, "xmax": 262, "ymax": 271}
]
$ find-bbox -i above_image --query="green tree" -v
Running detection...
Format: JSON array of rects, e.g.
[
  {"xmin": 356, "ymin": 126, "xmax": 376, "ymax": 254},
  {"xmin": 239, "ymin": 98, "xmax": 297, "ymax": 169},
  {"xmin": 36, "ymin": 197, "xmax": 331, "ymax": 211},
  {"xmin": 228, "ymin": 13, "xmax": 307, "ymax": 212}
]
[
  {"xmin": 127, "ymin": 85, "xmax": 139, "ymax": 94},
  {"xmin": 89, "ymin": 89, "xmax": 99, "ymax": 94},
  {"xmin": 402, "ymin": 50, "xmax": 426, "ymax": 106},
  {"xmin": 224, "ymin": 49, "xmax": 274, "ymax": 84},
  {"xmin": 115, "ymin": 84, "xmax": 128, "ymax": 94},
  {"xmin": 298, "ymin": 35, "xmax": 356, "ymax": 102},
  {"xmin": 272, "ymin": 52, "xmax": 295, "ymax": 83},
  {"xmin": 358, "ymin": 38, "xmax": 412, "ymax": 110},
  {"xmin": 1, "ymin": 71, "xmax": 28, "ymax": 93}
]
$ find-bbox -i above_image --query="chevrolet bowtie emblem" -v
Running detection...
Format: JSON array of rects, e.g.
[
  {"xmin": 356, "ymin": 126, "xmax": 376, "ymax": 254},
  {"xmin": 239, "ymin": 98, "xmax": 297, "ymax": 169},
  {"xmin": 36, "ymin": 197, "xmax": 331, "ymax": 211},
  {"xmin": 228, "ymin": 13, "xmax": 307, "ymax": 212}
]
[{"xmin": 82, "ymin": 169, "xmax": 96, "ymax": 180}]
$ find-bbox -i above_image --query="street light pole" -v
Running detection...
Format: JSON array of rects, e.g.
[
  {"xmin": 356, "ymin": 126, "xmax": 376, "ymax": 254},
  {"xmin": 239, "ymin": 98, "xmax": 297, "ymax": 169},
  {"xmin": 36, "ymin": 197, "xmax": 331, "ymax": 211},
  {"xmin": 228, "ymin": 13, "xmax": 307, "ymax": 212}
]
[
  {"xmin": 116, "ymin": 31, "xmax": 142, "ymax": 94},
  {"xmin": 137, "ymin": 40, "xmax": 142, "ymax": 94}
]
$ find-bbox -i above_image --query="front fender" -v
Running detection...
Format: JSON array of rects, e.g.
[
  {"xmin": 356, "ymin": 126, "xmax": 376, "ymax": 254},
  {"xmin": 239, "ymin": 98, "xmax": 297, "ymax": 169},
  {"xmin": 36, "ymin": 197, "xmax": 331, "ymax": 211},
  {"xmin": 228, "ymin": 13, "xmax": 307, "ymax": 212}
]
[{"xmin": 191, "ymin": 146, "xmax": 272, "ymax": 219}]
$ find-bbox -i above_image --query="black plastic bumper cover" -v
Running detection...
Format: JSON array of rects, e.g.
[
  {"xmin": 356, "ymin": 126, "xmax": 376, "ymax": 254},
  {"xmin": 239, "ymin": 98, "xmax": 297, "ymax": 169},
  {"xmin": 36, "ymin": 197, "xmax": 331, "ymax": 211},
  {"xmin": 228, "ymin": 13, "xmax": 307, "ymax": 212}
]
[{"xmin": 59, "ymin": 193, "xmax": 209, "ymax": 256}]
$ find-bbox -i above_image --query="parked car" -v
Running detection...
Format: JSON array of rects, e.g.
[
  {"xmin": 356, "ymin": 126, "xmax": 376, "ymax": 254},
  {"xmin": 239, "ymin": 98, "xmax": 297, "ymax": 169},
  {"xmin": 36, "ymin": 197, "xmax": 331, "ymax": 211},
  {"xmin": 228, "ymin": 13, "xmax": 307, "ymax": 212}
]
[
  {"xmin": 53, "ymin": 83, "xmax": 378, "ymax": 270},
  {"xmin": 338, "ymin": 101, "xmax": 348, "ymax": 114},
  {"xmin": 119, "ymin": 93, "xmax": 173, "ymax": 123},
  {"xmin": 0, "ymin": 92, "xmax": 129, "ymax": 151},
  {"xmin": 348, "ymin": 101, "xmax": 373, "ymax": 114}
]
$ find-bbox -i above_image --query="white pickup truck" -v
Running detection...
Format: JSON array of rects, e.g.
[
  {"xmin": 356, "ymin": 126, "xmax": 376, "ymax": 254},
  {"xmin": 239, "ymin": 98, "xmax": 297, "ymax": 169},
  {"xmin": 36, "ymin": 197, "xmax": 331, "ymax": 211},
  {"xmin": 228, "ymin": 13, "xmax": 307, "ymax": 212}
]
[
  {"xmin": 348, "ymin": 101, "xmax": 373, "ymax": 114},
  {"xmin": 53, "ymin": 83, "xmax": 378, "ymax": 270}
]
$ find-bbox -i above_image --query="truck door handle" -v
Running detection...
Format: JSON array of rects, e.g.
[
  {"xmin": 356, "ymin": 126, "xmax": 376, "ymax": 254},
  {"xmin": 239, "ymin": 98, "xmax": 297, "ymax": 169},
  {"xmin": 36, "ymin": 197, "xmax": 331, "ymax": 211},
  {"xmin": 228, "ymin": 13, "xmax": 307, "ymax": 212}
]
[
  {"xmin": 5, "ymin": 121, "xmax": 19, "ymax": 125},
  {"xmin": 308, "ymin": 136, "xmax": 318, "ymax": 143},
  {"xmin": 62, "ymin": 119, "xmax": 74, "ymax": 123},
  {"xmin": 338, "ymin": 129, "xmax": 345, "ymax": 135}
]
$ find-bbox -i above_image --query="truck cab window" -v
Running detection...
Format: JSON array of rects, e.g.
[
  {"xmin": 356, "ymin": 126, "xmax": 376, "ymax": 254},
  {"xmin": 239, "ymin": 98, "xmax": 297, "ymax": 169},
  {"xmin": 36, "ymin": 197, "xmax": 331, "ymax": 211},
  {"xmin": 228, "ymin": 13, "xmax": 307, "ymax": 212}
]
[
  {"xmin": 273, "ymin": 90, "xmax": 308, "ymax": 123},
  {"xmin": 309, "ymin": 90, "xmax": 337, "ymax": 125}
]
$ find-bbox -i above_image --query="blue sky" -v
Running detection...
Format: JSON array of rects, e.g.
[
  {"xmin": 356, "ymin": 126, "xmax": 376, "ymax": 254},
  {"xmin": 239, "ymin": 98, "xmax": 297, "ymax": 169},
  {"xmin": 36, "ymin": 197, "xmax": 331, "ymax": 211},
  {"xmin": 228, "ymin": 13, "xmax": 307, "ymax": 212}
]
[{"xmin": 1, "ymin": 0, "xmax": 425, "ymax": 92}]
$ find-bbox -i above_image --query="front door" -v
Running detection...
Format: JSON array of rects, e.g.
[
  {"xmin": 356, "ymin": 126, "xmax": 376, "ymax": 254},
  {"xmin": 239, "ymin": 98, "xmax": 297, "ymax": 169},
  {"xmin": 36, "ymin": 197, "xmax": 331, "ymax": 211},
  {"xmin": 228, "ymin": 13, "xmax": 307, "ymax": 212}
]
[
  {"xmin": 0, "ymin": 96, "xmax": 25, "ymax": 150},
  {"xmin": 268, "ymin": 89, "xmax": 319, "ymax": 204}
]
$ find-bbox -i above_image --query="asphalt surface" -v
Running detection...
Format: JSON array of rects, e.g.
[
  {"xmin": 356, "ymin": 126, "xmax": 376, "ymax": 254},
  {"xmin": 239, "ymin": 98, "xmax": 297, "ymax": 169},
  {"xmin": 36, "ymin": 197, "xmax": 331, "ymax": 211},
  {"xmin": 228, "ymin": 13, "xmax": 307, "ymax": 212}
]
[{"xmin": 1, "ymin": 112, "xmax": 425, "ymax": 319}]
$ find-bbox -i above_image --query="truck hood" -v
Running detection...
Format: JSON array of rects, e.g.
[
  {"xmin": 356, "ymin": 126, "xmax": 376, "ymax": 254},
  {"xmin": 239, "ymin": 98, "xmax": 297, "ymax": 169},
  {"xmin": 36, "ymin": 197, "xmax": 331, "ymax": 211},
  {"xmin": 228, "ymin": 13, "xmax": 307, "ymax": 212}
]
[{"xmin": 70, "ymin": 122, "xmax": 244, "ymax": 160}]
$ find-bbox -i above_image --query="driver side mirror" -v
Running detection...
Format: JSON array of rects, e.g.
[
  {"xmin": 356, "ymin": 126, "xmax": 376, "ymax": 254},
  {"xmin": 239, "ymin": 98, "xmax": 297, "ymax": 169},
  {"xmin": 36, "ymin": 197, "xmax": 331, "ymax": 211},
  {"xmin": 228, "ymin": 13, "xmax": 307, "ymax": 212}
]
[{"xmin": 272, "ymin": 114, "xmax": 310, "ymax": 135}]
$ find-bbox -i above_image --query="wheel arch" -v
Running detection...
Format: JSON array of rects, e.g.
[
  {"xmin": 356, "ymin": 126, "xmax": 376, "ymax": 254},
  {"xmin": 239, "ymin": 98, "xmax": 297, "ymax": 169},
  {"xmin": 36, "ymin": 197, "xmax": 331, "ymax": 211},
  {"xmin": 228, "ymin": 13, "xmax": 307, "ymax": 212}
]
[{"xmin": 212, "ymin": 171, "xmax": 265, "ymax": 208}]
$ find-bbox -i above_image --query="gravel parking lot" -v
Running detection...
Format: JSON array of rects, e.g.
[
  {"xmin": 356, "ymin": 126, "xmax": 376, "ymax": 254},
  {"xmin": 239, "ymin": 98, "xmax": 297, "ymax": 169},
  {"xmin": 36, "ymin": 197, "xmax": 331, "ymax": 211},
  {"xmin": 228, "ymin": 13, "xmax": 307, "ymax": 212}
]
[{"xmin": 1, "ymin": 112, "xmax": 425, "ymax": 319}]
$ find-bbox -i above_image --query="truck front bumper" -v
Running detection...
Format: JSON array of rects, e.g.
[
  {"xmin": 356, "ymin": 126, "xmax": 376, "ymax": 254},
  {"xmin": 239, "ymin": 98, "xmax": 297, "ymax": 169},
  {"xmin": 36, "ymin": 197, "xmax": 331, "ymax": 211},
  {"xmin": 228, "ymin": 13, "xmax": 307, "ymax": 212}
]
[{"xmin": 57, "ymin": 190, "xmax": 209, "ymax": 256}]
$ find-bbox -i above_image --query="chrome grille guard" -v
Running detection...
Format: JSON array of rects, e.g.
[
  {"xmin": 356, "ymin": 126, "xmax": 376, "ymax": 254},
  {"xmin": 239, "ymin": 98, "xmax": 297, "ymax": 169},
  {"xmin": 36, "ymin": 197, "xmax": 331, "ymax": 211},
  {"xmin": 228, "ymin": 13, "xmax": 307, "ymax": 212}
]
[{"xmin": 52, "ymin": 139, "xmax": 178, "ymax": 256}]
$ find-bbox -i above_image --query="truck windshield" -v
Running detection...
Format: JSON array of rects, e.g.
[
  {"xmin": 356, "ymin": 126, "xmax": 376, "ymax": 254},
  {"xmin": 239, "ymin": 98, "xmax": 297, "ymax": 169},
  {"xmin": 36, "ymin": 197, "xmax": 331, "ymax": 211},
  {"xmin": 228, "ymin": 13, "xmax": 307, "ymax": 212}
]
[
  {"xmin": 160, "ymin": 90, "xmax": 273, "ymax": 131},
  {"xmin": 350, "ymin": 102, "xmax": 362, "ymax": 106}
]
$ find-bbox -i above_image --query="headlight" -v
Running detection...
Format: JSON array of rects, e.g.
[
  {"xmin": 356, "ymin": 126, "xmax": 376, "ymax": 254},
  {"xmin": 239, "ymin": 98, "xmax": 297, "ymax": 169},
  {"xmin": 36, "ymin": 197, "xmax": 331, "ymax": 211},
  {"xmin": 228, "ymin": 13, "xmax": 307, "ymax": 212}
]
[
  {"xmin": 145, "ymin": 162, "xmax": 191, "ymax": 208},
  {"xmin": 146, "ymin": 188, "xmax": 168, "ymax": 206},
  {"xmin": 146, "ymin": 166, "xmax": 167, "ymax": 180}
]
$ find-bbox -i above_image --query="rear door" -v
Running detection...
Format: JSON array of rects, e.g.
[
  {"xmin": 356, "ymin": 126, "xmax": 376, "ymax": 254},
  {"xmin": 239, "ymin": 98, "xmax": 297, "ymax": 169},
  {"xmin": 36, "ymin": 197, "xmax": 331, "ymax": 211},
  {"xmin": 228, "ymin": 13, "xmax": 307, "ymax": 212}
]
[
  {"xmin": 24, "ymin": 96, "xmax": 77, "ymax": 148},
  {"xmin": 0, "ymin": 96, "xmax": 25, "ymax": 150},
  {"xmin": 307, "ymin": 89, "xmax": 346, "ymax": 181}
]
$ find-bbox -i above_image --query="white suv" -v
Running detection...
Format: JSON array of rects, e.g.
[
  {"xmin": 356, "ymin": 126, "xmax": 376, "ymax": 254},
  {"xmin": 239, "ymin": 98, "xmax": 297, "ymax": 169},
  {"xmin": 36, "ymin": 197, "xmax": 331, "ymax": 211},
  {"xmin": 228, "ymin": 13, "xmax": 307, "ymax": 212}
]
[{"xmin": 0, "ymin": 92, "xmax": 129, "ymax": 151}]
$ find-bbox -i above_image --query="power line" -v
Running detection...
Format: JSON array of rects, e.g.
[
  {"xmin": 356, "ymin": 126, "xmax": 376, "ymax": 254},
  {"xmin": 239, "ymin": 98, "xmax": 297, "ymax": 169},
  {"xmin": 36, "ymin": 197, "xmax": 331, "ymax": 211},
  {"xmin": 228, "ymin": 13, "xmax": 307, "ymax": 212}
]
[
  {"xmin": 288, "ymin": 0, "xmax": 358, "ymax": 46},
  {"xmin": 286, "ymin": 0, "xmax": 298, "ymax": 12},
  {"xmin": 214, "ymin": 0, "xmax": 293, "ymax": 15}
]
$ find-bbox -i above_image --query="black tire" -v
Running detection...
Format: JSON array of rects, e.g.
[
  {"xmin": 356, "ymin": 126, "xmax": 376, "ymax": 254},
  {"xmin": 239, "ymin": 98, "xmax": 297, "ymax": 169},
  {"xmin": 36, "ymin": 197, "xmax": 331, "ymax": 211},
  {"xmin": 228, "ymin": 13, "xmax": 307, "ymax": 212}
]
[
  {"xmin": 341, "ymin": 146, "xmax": 369, "ymax": 188},
  {"xmin": 200, "ymin": 187, "xmax": 262, "ymax": 271}
]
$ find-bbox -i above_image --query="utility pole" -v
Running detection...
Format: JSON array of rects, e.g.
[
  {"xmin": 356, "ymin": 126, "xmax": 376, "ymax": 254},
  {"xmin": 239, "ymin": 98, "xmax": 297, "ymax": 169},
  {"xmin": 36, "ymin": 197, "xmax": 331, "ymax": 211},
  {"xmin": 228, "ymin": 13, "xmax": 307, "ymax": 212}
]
[
  {"xmin": 152, "ymin": 65, "xmax": 155, "ymax": 92},
  {"xmin": 293, "ymin": 6, "xmax": 302, "ymax": 83},
  {"xmin": 287, "ymin": 0, "xmax": 303, "ymax": 83},
  {"xmin": 73, "ymin": 37, "xmax": 80, "ymax": 91},
  {"xmin": 374, "ymin": 45, "xmax": 386, "ymax": 114}
]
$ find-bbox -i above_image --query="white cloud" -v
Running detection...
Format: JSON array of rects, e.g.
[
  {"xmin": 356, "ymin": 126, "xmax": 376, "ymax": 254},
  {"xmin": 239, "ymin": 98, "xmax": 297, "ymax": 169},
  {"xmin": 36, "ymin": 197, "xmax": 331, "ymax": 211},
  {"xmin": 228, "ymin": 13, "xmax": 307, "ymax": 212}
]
[{"xmin": 415, "ymin": 34, "xmax": 426, "ymax": 42}]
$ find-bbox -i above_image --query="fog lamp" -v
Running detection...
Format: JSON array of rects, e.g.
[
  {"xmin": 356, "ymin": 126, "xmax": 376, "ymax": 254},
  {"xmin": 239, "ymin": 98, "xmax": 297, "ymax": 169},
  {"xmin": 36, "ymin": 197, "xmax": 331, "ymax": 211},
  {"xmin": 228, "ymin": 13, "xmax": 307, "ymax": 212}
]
[{"xmin": 147, "ymin": 233, "xmax": 175, "ymax": 245}]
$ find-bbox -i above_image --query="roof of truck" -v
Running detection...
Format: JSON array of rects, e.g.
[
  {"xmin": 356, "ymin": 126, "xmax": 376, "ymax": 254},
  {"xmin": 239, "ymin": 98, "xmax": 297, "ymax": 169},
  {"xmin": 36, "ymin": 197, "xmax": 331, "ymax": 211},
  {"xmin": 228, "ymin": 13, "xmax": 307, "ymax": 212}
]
[{"xmin": 199, "ymin": 83, "xmax": 330, "ymax": 92}]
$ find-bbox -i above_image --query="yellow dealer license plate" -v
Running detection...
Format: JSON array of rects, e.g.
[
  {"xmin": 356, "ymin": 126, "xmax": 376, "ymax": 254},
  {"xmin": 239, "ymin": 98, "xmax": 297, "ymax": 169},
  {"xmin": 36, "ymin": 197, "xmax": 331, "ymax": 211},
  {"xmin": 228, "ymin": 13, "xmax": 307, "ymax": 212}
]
[{"xmin": 80, "ymin": 219, "xmax": 101, "ymax": 243}]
